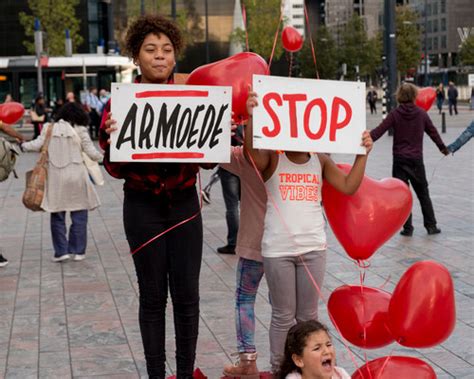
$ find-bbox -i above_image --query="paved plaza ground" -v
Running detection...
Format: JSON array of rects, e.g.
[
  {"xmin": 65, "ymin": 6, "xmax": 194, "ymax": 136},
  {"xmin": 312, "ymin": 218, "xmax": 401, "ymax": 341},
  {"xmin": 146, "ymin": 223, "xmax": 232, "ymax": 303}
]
[{"xmin": 0, "ymin": 105, "xmax": 473, "ymax": 378}]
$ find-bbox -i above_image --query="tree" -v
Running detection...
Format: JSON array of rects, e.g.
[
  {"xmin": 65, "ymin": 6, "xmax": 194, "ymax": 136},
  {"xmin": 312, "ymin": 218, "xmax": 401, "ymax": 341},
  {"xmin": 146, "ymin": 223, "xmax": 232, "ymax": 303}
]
[
  {"xmin": 339, "ymin": 14, "xmax": 378, "ymax": 80},
  {"xmin": 459, "ymin": 35, "xmax": 474, "ymax": 66},
  {"xmin": 300, "ymin": 26, "xmax": 338, "ymax": 80},
  {"xmin": 19, "ymin": 0, "xmax": 83, "ymax": 56},
  {"xmin": 231, "ymin": 0, "xmax": 284, "ymax": 60},
  {"xmin": 395, "ymin": 5, "xmax": 421, "ymax": 76}
]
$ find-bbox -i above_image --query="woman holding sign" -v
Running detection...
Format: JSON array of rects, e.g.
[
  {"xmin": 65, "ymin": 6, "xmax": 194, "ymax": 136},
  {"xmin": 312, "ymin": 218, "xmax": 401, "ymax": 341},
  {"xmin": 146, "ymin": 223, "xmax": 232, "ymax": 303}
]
[
  {"xmin": 99, "ymin": 15, "xmax": 213, "ymax": 379},
  {"xmin": 245, "ymin": 89, "xmax": 373, "ymax": 373}
]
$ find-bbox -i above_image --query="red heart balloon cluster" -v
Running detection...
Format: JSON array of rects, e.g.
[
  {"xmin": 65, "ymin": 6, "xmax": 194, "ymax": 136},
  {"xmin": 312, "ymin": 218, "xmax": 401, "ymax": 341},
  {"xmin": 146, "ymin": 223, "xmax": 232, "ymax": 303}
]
[
  {"xmin": 186, "ymin": 52, "xmax": 269, "ymax": 121},
  {"xmin": 352, "ymin": 356, "xmax": 437, "ymax": 379},
  {"xmin": 281, "ymin": 26, "xmax": 304, "ymax": 53},
  {"xmin": 415, "ymin": 87, "xmax": 436, "ymax": 111},
  {"xmin": 322, "ymin": 164, "xmax": 412, "ymax": 261},
  {"xmin": 0, "ymin": 102, "xmax": 25, "ymax": 125}
]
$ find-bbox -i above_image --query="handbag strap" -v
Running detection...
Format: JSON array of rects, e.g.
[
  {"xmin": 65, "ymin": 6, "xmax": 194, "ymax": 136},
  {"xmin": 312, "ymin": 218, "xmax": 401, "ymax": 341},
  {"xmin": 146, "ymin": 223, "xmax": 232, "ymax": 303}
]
[{"xmin": 41, "ymin": 123, "xmax": 54, "ymax": 153}]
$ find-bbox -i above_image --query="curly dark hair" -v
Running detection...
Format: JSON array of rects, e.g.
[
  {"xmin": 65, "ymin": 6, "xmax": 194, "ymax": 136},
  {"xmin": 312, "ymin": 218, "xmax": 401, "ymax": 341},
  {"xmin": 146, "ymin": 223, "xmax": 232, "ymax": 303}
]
[
  {"xmin": 55, "ymin": 102, "xmax": 90, "ymax": 126},
  {"xmin": 278, "ymin": 320, "xmax": 330, "ymax": 379},
  {"xmin": 125, "ymin": 14, "xmax": 184, "ymax": 60}
]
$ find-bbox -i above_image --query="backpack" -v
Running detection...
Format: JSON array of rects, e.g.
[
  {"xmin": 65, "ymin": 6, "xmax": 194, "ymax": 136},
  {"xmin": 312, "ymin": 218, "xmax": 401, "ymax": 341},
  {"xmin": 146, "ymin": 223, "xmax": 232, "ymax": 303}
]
[{"xmin": 0, "ymin": 137, "xmax": 20, "ymax": 182}]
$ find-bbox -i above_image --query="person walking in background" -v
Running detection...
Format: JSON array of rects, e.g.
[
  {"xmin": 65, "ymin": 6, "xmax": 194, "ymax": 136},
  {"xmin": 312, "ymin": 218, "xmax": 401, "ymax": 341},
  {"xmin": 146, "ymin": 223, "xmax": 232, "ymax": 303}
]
[
  {"xmin": 66, "ymin": 91, "xmax": 76, "ymax": 103},
  {"xmin": 84, "ymin": 87, "xmax": 103, "ymax": 139},
  {"xmin": 21, "ymin": 102, "xmax": 103, "ymax": 262},
  {"xmin": 367, "ymin": 86, "xmax": 378, "ymax": 114},
  {"xmin": 31, "ymin": 93, "xmax": 48, "ymax": 139},
  {"xmin": 436, "ymin": 83, "xmax": 445, "ymax": 114},
  {"xmin": 447, "ymin": 81, "xmax": 458, "ymax": 116},
  {"xmin": 51, "ymin": 98, "xmax": 64, "ymax": 120},
  {"xmin": 370, "ymin": 83, "xmax": 449, "ymax": 237},
  {"xmin": 100, "ymin": 14, "xmax": 215, "ymax": 378},
  {"xmin": 4, "ymin": 94, "xmax": 13, "ymax": 103},
  {"xmin": 447, "ymin": 120, "xmax": 474, "ymax": 154},
  {"xmin": 201, "ymin": 169, "xmax": 220, "ymax": 204}
]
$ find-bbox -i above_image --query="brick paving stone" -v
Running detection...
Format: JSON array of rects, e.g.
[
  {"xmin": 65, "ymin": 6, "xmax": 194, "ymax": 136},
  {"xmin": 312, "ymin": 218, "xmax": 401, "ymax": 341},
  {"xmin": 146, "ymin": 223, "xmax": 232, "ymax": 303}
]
[{"xmin": 0, "ymin": 106, "xmax": 472, "ymax": 378}]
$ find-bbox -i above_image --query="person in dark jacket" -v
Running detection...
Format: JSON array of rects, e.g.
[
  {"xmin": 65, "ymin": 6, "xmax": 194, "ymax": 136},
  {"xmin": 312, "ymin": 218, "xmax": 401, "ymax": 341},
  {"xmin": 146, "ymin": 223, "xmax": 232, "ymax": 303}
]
[
  {"xmin": 435, "ymin": 83, "xmax": 445, "ymax": 114},
  {"xmin": 447, "ymin": 81, "xmax": 458, "ymax": 116},
  {"xmin": 370, "ymin": 83, "xmax": 449, "ymax": 236}
]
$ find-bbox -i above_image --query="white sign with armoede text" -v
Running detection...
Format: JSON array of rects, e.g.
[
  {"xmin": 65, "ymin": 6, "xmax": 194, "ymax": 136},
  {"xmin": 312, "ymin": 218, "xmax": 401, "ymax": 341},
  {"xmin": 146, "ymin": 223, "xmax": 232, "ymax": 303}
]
[
  {"xmin": 110, "ymin": 83, "xmax": 232, "ymax": 162},
  {"xmin": 252, "ymin": 75, "xmax": 367, "ymax": 155}
]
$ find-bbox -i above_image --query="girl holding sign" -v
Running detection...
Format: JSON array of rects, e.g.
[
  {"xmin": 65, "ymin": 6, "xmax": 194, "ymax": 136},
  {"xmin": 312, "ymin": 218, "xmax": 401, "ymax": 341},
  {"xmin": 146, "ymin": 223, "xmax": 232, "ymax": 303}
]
[
  {"xmin": 245, "ymin": 89, "xmax": 373, "ymax": 373},
  {"xmin": 99, "ymin": 15, "xmax": 213, "ymax": 379}
]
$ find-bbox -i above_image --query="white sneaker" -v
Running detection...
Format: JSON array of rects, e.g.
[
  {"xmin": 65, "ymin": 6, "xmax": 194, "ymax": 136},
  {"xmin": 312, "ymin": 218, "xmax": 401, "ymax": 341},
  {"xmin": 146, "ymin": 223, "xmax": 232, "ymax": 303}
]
[
  {"xmin": 52, "ymin": 254, "xmax": 71, "ymax": 262},
  {"xmin": 73, "ymin": 254, "xmax": 86, "ymax": 261}
]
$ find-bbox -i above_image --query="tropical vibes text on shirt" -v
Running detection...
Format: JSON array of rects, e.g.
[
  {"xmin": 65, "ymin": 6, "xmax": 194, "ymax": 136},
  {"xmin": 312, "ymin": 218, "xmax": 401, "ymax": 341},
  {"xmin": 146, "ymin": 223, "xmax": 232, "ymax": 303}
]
[
  {"xmin": 110, "ymin": 83, "xmax": 232, "ymax": 162},
  {"xmin": 252, "ymin": 75, "xmax": 367, "ymax": 155}
]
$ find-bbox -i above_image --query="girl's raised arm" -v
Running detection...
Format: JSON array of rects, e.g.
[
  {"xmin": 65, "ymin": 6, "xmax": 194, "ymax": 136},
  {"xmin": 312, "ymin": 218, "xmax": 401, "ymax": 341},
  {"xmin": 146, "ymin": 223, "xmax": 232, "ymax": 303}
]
[{"xmin": 321, "ymin": 130, "xmax": 373, "ymax": 195}]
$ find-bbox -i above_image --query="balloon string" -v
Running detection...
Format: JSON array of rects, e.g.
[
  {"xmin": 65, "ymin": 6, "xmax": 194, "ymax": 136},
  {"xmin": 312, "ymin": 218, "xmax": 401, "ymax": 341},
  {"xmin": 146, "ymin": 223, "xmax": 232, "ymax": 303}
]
[
  {"xmin": 130, "ymin": 172, "xmax": 203, "ymax": 256},
  {"xmin": 427, "ymin": 155, "xmax": 446, "ymax": 185},
  {"xmin": 303, "ymin": 2, "xmax": 319, "ymax": 79},
  {"xmin": 288, "ymin": 52, "xmax": 293, "ymax": 77},
  {"xmin": 378, "ymin": 354, "xmax": 393, "ymax": 377},
  {"xmin": 378, "ymin": 274, "xmax": 392, "ymax": 290},
  {"xmin": 241, "ymin": 3, "xmax": 249, "ymax": 52},
  {"xmin": 268, "ymin": 10, "xmax": 284, "ymax": 73}
]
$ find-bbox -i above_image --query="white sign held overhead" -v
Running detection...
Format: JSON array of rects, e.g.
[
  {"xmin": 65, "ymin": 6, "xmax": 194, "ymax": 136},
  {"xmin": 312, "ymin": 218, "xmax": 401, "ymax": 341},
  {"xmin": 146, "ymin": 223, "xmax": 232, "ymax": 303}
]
[
  {"xmin": 110, "ymin": 83, "xmax": 232, "ymax": 163},
  {"xmin": 252, "ymin": 75, "xmax": 366, "ymax": 155}
]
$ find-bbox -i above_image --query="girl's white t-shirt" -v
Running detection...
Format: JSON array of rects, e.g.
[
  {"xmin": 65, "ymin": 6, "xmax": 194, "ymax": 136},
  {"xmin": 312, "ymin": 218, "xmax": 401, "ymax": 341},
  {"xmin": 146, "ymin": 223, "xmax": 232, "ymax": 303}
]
[
  {"xmin": 285, "ymin": 366, "xmax": 351, "ymax": 379},
  {"xmin": 262, "ymin": 153, "xmax": 327, "ymax": 258}
]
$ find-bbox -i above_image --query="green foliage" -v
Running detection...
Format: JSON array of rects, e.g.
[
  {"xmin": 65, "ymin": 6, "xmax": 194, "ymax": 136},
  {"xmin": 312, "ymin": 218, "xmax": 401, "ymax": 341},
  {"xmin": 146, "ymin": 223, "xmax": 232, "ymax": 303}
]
[
  {"xmin": 395, "ymin": 5, "xmax": 421, "ymax": 75},
  {"xmin": 300, "ymin": 26, "xmax": 338, "ymax": 80},
  {"xmin": 339, "ymin": 14, "xmax": 380, "ymax": 80},
  {"xmin": 459, "ymin": 35, "xmax": 474, "ymax": 66},
  {"xmin": 19, "ymin": 0, "xmax": 83, "ymax": 56},
  {"xmin": 231, "ymin": 0, "xmax": 284, "ymax": 60}
]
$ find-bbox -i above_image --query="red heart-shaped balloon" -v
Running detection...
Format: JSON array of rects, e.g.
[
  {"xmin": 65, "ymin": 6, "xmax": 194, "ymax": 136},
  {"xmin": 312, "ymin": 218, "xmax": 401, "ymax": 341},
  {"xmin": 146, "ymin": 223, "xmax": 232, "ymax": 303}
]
[
  {"xmin": 352, "ymin": 356, "xmax": 436, "ymax": 379},
  {"xmin": 322, "ymin": 164, "xmax": 412, "ymax": 261},
  {"xmin": 282, "ymin": 26, "xmax": 304, "ymax": 53},
  {"xmin": 389, "ymin": 260, "xmax": 456, "ymax": 348},
  {"xmin": 0, "ymin": 102, "xmax": 25, "ymax": 124},
  {"xmin": 328, "ymin": 285, "xmax": 394, "ymax": 349},
  {"xmin": 186, "ymin": 52, "xmax": 269, "ymax": 121},
  {"xmin": 415, "ymin": 87, "xmax": 436, "ymax": 111}
]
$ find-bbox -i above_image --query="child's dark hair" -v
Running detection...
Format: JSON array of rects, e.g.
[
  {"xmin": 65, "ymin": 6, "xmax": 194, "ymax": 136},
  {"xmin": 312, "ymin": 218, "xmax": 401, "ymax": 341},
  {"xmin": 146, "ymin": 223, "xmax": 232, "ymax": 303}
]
[
  {"xmin": 54, "ymin": 102, "xmax": 90, "ymax": 126},
  {"xmin": 278, "ymin": 320, "xmax": 330, "ymax": 379},
  {"xmin": 125, "ymin": 14, "xmax": 184, "ymax": 60}
]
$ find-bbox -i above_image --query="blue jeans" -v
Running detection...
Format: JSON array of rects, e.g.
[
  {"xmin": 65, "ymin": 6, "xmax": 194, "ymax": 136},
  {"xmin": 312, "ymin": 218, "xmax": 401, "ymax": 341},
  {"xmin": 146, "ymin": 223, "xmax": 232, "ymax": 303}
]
[
  {"xmin": 235, "ymin": 258, "xmax": 264, "ymax": 353},
  {"xmin": 219, "ymin": 167, "xmax": 240, "ymax": 246},
  {"xmin": 50, "ymin": 210, "xmax": 88, "ymax": 257},
  {"xmin": 448, "ymin": 121, "xmax": 474, "ymax": 153}
]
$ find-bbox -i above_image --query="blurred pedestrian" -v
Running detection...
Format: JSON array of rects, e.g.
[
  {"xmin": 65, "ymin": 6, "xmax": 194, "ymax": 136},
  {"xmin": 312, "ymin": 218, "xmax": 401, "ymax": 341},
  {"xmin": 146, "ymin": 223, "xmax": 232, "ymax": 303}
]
[
  {"xmin": 66, "ymin": 91, "xmax": 76, "ymax": 103},
  {"xmin": 367, "ymin": 86, "xmax": 377, "ymax": 114},
  {"xmin": 31, "ymin": 93, "xmax": 48, "ymax": 139},
  {"xmin": 99, "ymin": 89, "xmax": 110, "ymax": 108},
  {"xmin": 447, "ymin": 120, "xmax": 474, "ymax": 154},
  {"xmin": 447, "ymin": 81, "xmax": 458, "ymax": 116},
  {"xmin": 370, "ymin": 83, "xmax": 449, "ymax": 237},
  {"xmin": 436, "ymin": 83, "xmax": 445, "ymax": 114},
  {"xmin": 51, "ymin": 98, "xmax": 64, "ymax": 120},
  {"xmin": 84, "ymin": 87, "xmax": 102, "ymax": 139},
  {"xmin": 4, "ymin": 94, "xmax": 13, "ymax": 103},
  {"xmin": 21, "ymin": 102, "xmax": 103, "ymax": 262}
]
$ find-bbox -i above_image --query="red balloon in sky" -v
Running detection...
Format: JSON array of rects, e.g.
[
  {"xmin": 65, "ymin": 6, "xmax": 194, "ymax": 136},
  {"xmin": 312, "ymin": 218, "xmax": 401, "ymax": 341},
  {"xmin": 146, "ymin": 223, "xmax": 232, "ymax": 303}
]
[
  {"xmin": 186, "ymin": 52, "xmax": 269, "ymax": 121},
  {"xmin": 415, "ymin": 87, "xmax": 436, "ymax": 111},
  {"xmin": 388, "ymin": 260, "xmax": 456, "ymax": 348},
  {"xmin": 0, "ymin": 102, "xmax": 25, "ymax": 124},
  {"xmin": 322, "ymin": 164, "xmax": 412, "ymax": 261},
  {"xmin": 352, "ymin": 356, "xmax": 436, "ymax": 379},
  {"xmin": 328, "ymin": 285, "xmax": 394, "ymax": 349},
  {"xmin": 281, "ymin": 26, "xmax": 304, "ymax": 52}
]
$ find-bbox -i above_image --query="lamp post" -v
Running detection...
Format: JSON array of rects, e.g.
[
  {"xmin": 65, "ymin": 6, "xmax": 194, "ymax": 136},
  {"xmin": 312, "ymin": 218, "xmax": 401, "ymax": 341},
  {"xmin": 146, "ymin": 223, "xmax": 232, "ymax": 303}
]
[
  {"xmin": 205, "ymin": 0, "xmax": 209, "ymax": 63},
  {"xmin": 34, "ymin": 18, "xmax": 44, "ymax": 94},
  {"xmin": 423, "ymin": 0, "xmax": 429, "ymax": 86}
]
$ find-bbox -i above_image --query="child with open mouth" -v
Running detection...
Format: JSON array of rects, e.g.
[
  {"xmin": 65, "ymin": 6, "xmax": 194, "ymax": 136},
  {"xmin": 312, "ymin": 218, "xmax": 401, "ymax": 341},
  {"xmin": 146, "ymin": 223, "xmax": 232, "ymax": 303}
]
[{"xmin": 278, "ymin": 320, "xmax": 350, "ymax": 379}]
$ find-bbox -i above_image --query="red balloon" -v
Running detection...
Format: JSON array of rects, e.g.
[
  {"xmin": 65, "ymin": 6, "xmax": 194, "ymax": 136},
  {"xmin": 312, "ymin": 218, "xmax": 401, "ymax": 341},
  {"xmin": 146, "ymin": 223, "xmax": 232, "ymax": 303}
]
[
  {"xmin": 0, "ymin": 102, "xmax": 25, "ymax": 124},
  {"xmin": 415, "ymin": 87, "xmax": 436, "ymax": 111},
  {"xmin": 281, "ymin": 26, "xmax": 304, "ymax": 53},
  {"xmin": 352, "ymin": 356, "xmax": 436, "ymax": 379},
  {"xmin": 186, "ymin": 52, "xmax": 269, "ymax": 121},
  {"xmin": 328, "ymin": 285, "xmax": 394, "ymax": 349},
  {"xmin": 322, "ymin": 164, "xmax": 412, "ymax": 261},
  {"xmin": 388, "ymin": 260, "xmax": 456, "ymax": 348}
]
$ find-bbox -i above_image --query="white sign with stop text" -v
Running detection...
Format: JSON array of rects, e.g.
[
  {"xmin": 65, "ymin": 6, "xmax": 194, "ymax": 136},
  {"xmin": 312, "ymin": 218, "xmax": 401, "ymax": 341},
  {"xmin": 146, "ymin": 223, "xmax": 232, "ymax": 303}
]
[{"xmin": 252, "ymin": 75, "xmax": 366, "ymax": 155}]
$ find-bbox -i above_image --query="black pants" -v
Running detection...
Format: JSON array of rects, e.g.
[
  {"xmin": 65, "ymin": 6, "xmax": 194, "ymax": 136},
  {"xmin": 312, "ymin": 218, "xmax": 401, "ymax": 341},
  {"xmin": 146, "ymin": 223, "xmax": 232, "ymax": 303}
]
[
  {"xmin": 392, "ymin": 157, "xmax": 437, "ymax": 231},
  {"xmin": 89, "ymin": 110, "xmax": 101, "ymax": 139},
  {"xmin": 448, "ymin": 99, "xmax": 458, "ymax": 115},
  {"xmin": 124, "ymin": 188, "xmax": 202, "ymax": 379},
  {"xmin": 369, "ymin": 101, "xmax": 377, "ymax": 114}
]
